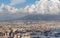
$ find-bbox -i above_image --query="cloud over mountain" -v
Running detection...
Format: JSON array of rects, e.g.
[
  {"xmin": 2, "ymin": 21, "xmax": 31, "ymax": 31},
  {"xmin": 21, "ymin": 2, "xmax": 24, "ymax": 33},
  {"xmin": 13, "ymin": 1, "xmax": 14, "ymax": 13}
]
[{"xmin": 0, "ymin": 0, "xmax": 60, "ymax": 21}]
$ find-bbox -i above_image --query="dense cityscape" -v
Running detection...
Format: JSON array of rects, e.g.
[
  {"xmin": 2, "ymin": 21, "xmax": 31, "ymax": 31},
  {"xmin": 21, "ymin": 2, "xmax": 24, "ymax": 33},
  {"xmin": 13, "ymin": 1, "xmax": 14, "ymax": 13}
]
[{"xmin": 0, "ymin": 21, "xmax": 60, "ymax": 38}]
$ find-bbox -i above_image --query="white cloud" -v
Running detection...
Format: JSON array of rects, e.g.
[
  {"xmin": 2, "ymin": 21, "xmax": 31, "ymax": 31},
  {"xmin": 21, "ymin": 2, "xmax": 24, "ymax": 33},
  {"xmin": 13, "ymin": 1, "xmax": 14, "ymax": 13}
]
[
  {"xmin": 5, "ymin": 5, "xmax": 18, "ymax": 13},
  {"xmin": 0, "ymin": 4, "xmax": 19, "ymax": 14},
  {"xmin": 0, "ymin": 0, "xmax": 60, "ymax": 15},
  {"xmin": 21, "ymin": 0, "xmax": 60, "ymax": 15},
  {"xmin": 10, "ymin": 0, "xmax": 26, "ymax": 5}
]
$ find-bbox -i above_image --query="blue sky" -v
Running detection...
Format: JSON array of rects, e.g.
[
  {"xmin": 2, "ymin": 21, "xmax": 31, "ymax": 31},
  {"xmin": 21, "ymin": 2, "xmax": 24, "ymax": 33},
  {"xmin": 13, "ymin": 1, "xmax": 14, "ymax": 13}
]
[
  {"xmin": 0, "ymin": 0, "xmax": 37, "ymax": 8},
  {"xmin": 0, "ymin": 0, "xmax": 10, "ymax": 4}
]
